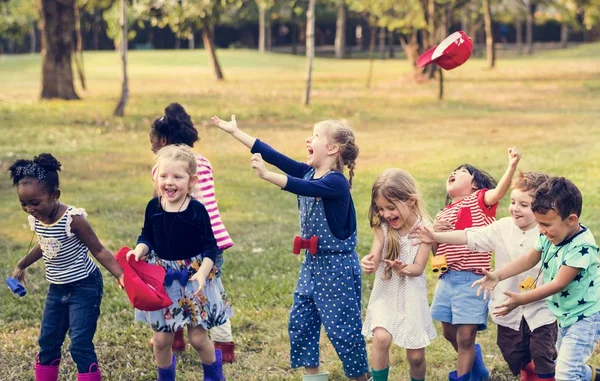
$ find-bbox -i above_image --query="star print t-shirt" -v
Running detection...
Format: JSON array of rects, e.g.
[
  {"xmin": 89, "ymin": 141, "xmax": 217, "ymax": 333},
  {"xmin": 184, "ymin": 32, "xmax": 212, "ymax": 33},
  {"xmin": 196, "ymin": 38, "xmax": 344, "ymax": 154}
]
[{"xmin": 535, "ymin": 225, "xmax": 600, "ymax": 328}]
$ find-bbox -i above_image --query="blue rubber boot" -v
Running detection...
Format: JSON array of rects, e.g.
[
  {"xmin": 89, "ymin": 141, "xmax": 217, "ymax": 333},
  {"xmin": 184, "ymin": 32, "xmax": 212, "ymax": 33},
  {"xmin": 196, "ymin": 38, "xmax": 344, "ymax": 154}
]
[
  {"xmin": 472, "ymin": 344, "xmax": 490, "ymax": 381},
  {"xmin": 449, "ymin": 370, "xmax": 472, "ymax": 381},
  {"xmin": 202, "ymin": 349, "xmax": 226, "ymax": 381},
  {"xmin": 157, "ymin": 355, "xmax": 176, "ymax": 381}
]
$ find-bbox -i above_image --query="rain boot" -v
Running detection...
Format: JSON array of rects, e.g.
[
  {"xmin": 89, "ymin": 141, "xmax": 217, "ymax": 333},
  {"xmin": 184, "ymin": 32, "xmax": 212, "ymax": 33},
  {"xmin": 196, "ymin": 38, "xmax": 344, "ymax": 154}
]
[
  {"xmin": 35, "ymin": 355, "xmax": 60, "ymax": 381},
  {"xmin": 472, "ymin": 344, "xmax": 490, "ymax": 381},
  {"xmin": 449, "ymin": 370, "xmax": 472, "ymax": 381},
  {"xmin": 77, "ymin": 363, "xmax": 102, "ymax": 380},
  {"xmin": 302, "ymin": 373, "xmax": 329, "ymax": 381},
  {"xmin": 371, "ymin": 367, "xmax": 389, "ymax": 381},
  {"xmin": 520, "ymin": 361, "xmax": 539, "ymax": 381},
  {"xmin": 157, "ymin": 355, "xmax": 176, "ymax": 381},
  {"xmin": 202, "ymin": 349, "xmax": 226, "ymax": 381},
  {"xmin": 213, "ymin": 341, "xmax": 235, "ymax": 363}
]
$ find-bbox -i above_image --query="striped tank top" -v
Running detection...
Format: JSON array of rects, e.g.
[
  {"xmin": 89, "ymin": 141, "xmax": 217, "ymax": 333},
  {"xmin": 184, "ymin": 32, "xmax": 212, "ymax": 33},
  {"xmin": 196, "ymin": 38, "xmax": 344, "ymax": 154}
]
[{"xmin": 28, "ymin": 206, "xmax": 97, "ymax": 284}]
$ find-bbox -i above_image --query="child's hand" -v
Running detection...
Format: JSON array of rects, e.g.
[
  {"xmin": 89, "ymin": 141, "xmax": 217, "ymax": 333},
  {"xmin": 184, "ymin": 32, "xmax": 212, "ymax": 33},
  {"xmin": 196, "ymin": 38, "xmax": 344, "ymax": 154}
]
[
  {"xmin": 493, "ymin": 290, "xmax": 523, "ymax": 316},
  {"xmin": 471, "ymin": 268, "xmax": 500, "ymax": 300},
  {"xmin": 508, "ymin": 146, "xmax": 521, "ymax": 169},
  {"xmin": 211, "ymin": 115, "xmax": 238, "ymax": 134},
  {"xmin": 126, "ymin": 249, "xmax": 144, "ymax": 262},
  {"xmin": 408, "ymin": 225, "xmax": 436, "ymax": 245},
  {"xmin": 250, "ymin": 153, "xmax": 269, "ymax": 179},
  {"xmin": 361, "ymin": 253, "xmax": 377, "ymax": 274},
  {"xmin": 384, "ymin": 259, "xmax": 412, "ymax": 276},
  {"xmin": 433, "ymin": 219, "xmax": 453, "ymax": 232},
  {"xmin": 191, "ymin": 272, "xmax": 206, "ymax": 297},
  {"xmin": 11, "ymin": 267, "xmax": 26, "ymax": 287}
]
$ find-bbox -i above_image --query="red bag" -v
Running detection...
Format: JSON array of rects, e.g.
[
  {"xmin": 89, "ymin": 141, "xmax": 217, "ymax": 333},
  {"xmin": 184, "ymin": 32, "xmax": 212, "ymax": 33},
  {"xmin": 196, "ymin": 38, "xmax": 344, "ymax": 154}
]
[{"xmin": 114, "ymin": 246, "xmax": 172, "ymax": 311}]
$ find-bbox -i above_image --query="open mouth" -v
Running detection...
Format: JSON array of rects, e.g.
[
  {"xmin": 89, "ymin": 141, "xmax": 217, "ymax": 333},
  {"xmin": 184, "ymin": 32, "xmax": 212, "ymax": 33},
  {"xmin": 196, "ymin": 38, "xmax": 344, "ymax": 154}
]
[
  {"xmin": 388, "ymin": 216, "xmax": 399, "ymax": 225},
  {"xmin": 448, "ymin": 175, "xmax": 456, "ymax": 183},
  {"xmin": 164, "ymin": 188, "xmax": 177, "ymax": 197}
]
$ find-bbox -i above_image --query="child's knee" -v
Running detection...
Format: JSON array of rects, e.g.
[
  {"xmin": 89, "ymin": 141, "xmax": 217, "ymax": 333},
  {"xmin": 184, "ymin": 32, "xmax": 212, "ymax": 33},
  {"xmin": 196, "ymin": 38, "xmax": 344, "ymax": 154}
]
[
  {"xmin": 372, "ymin": 327, "xmax": 392, "ymax": 348},
  {"xmin": 188, "ymin": 327, "xmax": 210, "ymax": 350},
  {"xmin": 456, "ymin": 327, "xmax": 477, "ymax": 348},
  {"xmin": 153, "ymin": 332, "xmax": 174, "ymax": 351},
  {"xmin": 406, "ymin": 349, "xmax": 425, "ymax": 368}
]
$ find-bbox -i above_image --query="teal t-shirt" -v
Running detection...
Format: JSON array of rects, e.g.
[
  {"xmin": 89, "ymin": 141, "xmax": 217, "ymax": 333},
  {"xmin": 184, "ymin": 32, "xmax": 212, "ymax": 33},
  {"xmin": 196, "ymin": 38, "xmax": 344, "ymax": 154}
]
[{"xmin": 534, "ymin": 225, "xmax": 600, "ymax": 328}]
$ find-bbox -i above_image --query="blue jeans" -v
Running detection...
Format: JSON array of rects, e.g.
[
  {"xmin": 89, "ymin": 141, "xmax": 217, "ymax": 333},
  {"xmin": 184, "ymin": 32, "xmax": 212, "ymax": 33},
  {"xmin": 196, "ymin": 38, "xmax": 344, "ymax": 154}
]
[
  {"xmin": 38, "ymin": 268, "xmax": 103, "ymax": 373},
  {"xmin": 555, "ymin": 311, "xmax": 600, "ymax": 381}
]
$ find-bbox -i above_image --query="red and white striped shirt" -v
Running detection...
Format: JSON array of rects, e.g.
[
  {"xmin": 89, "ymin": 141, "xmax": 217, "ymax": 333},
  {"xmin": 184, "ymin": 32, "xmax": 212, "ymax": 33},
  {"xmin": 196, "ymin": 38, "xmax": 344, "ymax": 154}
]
[
  {"xmin": 152, "ymin": 153, "xmax": 234, "ymax": 250},
  {"xmin": 435, "ymin": 189, "xmax": 497, "ymax": 274}
]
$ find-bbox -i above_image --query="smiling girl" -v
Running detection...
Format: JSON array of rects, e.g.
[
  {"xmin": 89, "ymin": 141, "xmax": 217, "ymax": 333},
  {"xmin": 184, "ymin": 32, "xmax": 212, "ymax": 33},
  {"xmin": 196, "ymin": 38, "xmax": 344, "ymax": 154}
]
[
  {"xmin": 360, "ymin": 169, "xmax": 437, "ymax": 381},
  {"xmin": 128, "ymin": 144, "xmax": 231, "ymax": 381},
  {"xmin": 211, "ymin": 115, "xmax": 369, "ymax": 381}
]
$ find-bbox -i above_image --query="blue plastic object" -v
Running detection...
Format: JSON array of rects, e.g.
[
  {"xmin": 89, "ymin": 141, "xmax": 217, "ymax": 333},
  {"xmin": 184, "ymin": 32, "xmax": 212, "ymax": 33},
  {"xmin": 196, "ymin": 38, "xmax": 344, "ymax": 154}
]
[{"xmin": 6, "ymin": 277, "xmax": 26, "ymax": 297}]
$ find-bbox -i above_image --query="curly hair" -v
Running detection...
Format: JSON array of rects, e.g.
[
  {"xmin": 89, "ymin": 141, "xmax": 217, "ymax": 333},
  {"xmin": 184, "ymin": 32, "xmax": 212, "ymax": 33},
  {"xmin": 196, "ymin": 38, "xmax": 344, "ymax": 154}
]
[
  {"xmin": 150, "ymin": 103, "xmax": 199, "ymax": 147},
  {"xmin": 8, "ymin": 153, "xmax": 61, "ymax": 194},
  {"xmin": 531, "ymin": 177, "xmax": 582, "ymax": 219}
]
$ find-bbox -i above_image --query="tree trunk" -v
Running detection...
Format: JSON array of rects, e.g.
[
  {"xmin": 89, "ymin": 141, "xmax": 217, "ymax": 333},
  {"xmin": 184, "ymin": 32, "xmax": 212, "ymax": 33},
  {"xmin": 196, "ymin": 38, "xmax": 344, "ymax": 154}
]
[
  {"xmin": 516, "ymin": 18, "xmax": 523, "ymax": 54},
  {"xmin": 438, "ymin": 66, "xmax": 443, "ymax": 100},
  {"xmin": 526, "ymin": 1, "xmax": 535, "ymax": 55},
  {"xmin": 30, "ymin": 22, "xmax": 36, "ymax": 53},
  {"xmin": 428, "ymin": 0, "xmax": 435, "ymax": 48},
  {"xmin": 258, "ymin": 4, "xmax": 266, "ymax": 52},
  {"xmin": 378, "ymin": 27, "xmax": 386, "ymax": 59},
  {"xmin": 189, "ymin": 32, "xmax": 195, "ymax": 49},
  {"xmin": 114, "ymin": 0, "xmax": 129, "ymax": 117},
  {"xmin": 366, "ymin": 25, "xmax": 376, "ymax": 88},
  {"xmin": 388, "ymin": 29, "xmax": 395, "ymax": 58},
  {"xmin": 303, "ymin": 0, "xmax": 315, "ymax": 105},
  {"xmin": 560, "ymin": 24, "xmax": 568, "ymax": 48},
  {"xmin": 334, "ymin": 0, "xmax": 346, "ymax": 59},
  {"xmin": 92, "ymin": 13, "xmax": 101, "ymax": 50},
  {"xmin": 74, "ymin": 2, "xmax": 86, "ymax": 90},
  {"xmin": 483, "ymin": 0, "xmax": 495, "ymax": 68},
  {"xmin": 266, "ymin": 11, "xmax": 272, "ymax": 51},
  {"xmin": 291, "ymin": 5, "xmax": 298, "ymax": 55},
  {"xmin": 175, "ymin": 38, "xmax": 180, "ymax": 49},
  {"xmin": 39, "ymin": 0, "xmax": 79, "ymax": 100},
  {"xmin": 202, "ymin": 23, "xmax": 224, "ymax": 81}
]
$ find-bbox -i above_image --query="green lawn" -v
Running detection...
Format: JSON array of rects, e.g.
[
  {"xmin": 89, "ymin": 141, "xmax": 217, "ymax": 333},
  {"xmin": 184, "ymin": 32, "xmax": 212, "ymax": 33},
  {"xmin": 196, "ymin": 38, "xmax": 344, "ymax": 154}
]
[{"xmin": 1, "ymin": 45, "xmax": 599, "ymax": 381}]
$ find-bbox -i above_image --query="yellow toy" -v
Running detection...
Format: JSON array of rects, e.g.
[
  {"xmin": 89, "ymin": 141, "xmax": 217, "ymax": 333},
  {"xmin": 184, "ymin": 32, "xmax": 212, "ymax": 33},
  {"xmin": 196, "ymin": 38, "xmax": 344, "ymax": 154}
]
[
  {"xmin": 520, "ymin": 276, "xmax": 536, "ymax": 291},
  {"xmin": 431, "ymin": 255, "xmax": 448, "ymax": 274}
]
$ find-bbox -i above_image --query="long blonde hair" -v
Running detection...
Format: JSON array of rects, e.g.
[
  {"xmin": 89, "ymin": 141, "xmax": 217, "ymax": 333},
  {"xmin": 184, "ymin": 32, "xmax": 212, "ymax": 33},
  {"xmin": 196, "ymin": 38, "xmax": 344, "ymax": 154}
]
[
  {"xmin": 369, "ymin": 169, "xmax": 430, "ymax": 279},
  {"xmin": 315, "ymin": 120, "xmax": 359, "ymax": 188},
  {"xmin": 154, "ymin": 144, "xmax": 197, "ymax": 196}
]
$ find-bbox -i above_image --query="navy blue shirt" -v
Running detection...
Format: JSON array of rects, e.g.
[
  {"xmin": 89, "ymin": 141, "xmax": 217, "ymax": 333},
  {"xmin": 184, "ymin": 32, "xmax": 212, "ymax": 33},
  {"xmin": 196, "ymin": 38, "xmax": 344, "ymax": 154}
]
[
  {"xmin": 137, "ymin": 197, "xmax": 218, "ymax": 262},
  {"xmin": 251, "ymin": 139, "xmax": 357, "ymax": 240}
]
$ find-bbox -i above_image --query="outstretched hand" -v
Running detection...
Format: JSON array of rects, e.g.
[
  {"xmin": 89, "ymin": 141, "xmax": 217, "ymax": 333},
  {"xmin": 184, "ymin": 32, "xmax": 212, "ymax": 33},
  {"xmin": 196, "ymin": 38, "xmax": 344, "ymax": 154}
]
[
  {"xmin": 493, "ymin": 290, "xmax": 522, "ymax": 317},
  {"xmin": 361, "ymin": 253, "xmax": 377, "ymax": 274},
  {"xmin": 508, "ymin": 146, "xmax": 521, "ymax": 169},
  {"xmin": 250, "ymin": 153, "xmax": 269, "ymax": 179},
  {"xmin": 384, "ymin": 259, "xmax": 412, "ymax": 276},
  {"xmin": 211, "ymin": 115, "xmax": 238, "ymax": 134},
  {"xmin": 408, "ymin": 225, "xmax": 436, "ymax": 245},
  {"xmin": 471, "ymin": 268, "xmax": 500, "ymax": 300}
]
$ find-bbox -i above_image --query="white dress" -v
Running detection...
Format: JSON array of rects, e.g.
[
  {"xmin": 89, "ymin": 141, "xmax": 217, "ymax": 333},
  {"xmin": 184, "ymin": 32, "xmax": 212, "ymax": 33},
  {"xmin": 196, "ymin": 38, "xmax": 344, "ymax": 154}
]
[{"xmin": 362, "ymin": 222, "xmax": 437, "ymax": 349}]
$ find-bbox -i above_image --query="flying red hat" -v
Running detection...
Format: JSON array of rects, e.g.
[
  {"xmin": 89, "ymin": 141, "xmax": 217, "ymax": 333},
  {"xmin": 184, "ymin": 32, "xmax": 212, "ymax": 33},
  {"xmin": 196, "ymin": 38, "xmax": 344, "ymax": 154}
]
[
  {"xmin": 114, "ymin": 246, "xmax": 172, "ymax": 311},
  {"xmin": 417, "ymin": 30, "xmax": 473, "ymax": 70}
]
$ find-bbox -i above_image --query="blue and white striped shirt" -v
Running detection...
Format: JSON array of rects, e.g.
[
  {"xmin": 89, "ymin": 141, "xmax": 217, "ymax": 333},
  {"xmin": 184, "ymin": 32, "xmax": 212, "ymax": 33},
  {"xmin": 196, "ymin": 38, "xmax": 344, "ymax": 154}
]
[{"xmin": 29, "ymin": 206, "xmax": 97, "ymax": 284}]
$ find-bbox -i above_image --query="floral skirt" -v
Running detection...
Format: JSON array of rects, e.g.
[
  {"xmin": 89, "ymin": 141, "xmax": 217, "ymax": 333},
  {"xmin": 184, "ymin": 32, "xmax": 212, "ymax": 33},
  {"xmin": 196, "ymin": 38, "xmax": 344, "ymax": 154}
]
[{"xmin": 135, "ymin": 252, "xmax": 233, "ymax": 332}]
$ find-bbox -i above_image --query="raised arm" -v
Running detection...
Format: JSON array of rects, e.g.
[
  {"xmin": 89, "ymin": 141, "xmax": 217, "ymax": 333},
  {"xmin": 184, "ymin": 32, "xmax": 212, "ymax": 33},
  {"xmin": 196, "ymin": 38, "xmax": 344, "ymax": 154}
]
[
  {"xmin": 484, "ymin": 146, "xmax": 521, "ymax": 207},
  {"xmin": 211, "ymin": 115, "xmax": 256, "ymax": 149}
]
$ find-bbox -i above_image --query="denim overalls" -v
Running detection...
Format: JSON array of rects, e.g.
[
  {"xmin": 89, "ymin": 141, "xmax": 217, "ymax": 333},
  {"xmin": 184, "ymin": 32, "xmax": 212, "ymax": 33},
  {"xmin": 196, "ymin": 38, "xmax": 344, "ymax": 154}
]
[{"xmin": 288, "ymin": 168, "xmax": 369, "ymax": 378}]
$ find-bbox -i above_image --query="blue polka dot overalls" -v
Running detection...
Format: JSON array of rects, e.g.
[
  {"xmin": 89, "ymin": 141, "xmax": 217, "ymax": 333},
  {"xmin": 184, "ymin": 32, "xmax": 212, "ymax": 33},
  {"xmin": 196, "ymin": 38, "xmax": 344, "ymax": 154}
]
[{"xmin": 288, "ymin": 168, "xmax": 369, "ymax": 378}]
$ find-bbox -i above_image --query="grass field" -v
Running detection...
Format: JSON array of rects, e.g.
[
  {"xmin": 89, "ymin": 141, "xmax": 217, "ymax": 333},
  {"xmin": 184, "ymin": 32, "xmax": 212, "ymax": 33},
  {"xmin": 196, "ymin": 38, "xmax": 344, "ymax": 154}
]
[{"xmin": 1, "ymin": 45, "xmax": 600, "ymax": 381}]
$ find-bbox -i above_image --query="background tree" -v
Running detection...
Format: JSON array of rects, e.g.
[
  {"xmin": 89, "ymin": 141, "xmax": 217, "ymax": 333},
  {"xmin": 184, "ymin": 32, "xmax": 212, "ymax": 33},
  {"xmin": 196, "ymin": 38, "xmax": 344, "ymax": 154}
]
[
  {"xmin": 39, "ymin": 0, "xmax": 79, "ymax": 100},
  {"xmin": 0, "ymin": 0, "xmax": 38, "ymax": 54},
  {"xmin": 303, "ymin": 0, "xmax": 315, "ymax": 105},
  {"xmin": 114, "ymin": 0, "xmax": 129, "ymax": 116}
]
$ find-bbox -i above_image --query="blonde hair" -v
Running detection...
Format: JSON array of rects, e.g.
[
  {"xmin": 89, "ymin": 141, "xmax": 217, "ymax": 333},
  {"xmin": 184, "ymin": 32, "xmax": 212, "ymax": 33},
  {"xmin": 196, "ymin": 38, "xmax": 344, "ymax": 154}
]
[
  {"xmin": 369, "ymin": 169, "xmax": 430, "ymax": 280},
  {"xmin": 512, "ymin": 171, "xmax": 549, "ymax": 197},
  {"xmin": 315, "ymin": 120, "xmax": 359, "ymax": 188},
  {"xmin": 154, "ymin": 144, "xmax": 197, "ymax": 194}
]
